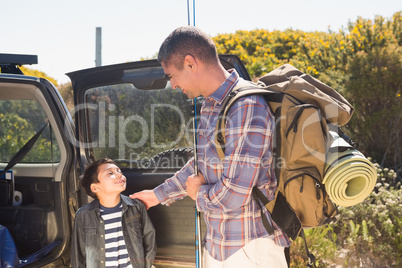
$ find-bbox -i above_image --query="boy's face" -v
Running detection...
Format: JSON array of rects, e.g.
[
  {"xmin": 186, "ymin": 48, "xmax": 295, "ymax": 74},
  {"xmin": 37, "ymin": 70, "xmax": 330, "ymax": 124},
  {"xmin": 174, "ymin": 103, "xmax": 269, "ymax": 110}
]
[{"xmin": 91, "ymin": 163, "xmax": 126, "ymax": 197}]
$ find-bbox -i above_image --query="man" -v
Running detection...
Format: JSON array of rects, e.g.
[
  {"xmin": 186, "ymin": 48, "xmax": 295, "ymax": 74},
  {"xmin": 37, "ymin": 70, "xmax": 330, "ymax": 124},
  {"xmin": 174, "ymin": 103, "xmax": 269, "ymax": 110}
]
[{"xmin": 130, "ymin": 26, "xmax": 290, "ymax": 267}]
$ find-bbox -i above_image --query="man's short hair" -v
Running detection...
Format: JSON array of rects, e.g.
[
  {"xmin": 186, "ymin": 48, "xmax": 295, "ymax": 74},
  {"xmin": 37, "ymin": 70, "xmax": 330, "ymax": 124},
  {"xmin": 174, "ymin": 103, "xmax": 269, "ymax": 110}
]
[
  {"xmin": 81, "ymin": 158, "xmax": 117, "ymax": 199},
  {"xmin": 158, "ymin": 26, "xmax": 219, "ymax": 70}
]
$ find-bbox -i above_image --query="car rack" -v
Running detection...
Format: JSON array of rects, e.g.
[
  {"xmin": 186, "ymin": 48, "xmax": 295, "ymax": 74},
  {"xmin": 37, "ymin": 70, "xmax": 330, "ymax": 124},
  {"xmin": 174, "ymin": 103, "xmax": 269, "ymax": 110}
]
[{"xmin": 0, "ymin": 53, "xmax": 38, "ymax": 74}]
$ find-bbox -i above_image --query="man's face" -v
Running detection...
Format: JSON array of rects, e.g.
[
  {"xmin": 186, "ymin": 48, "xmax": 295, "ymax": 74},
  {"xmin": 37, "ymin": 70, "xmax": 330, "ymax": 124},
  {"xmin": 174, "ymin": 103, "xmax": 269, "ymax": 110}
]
[
  {"xmin": 161, "ymin": 61, "xmax": 200, "ymax": 99},
  {"xmin": 92, "ymin": 163, "xmax": 126, "ymax": 196}
]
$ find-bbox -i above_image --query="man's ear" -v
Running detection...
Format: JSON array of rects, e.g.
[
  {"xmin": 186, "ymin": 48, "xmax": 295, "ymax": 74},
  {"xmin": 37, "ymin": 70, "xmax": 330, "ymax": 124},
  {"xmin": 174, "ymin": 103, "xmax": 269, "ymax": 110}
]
[{"xmin": 184, "ymin": 55, "xmax": 198, "ymax": 72}]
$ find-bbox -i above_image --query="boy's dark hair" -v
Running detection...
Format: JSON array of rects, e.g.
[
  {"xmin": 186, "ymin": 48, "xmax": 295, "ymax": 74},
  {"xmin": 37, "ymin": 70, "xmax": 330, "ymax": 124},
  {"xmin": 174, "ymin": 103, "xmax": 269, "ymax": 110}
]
[
  {"xmin": 158, "ymin": 25, "xmax": 219, "ymax": 70},
  {"xmin": 81, "ymin": 158, "xmax": 117, "ymax": 199}
]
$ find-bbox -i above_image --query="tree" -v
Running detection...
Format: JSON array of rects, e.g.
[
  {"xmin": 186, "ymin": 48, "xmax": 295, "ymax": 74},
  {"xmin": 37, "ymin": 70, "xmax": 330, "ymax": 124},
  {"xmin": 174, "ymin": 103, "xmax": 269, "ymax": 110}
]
[
  {"xmin": 58, "ymin": 83, "xmax": 74, "ymax": 112},
  {"xmin": 344, "ymin": 44, "xmax": 402, "ymax": 172},
  {"xmin": 20, "ymin": 66, "xmax": 58, "ymax": 87}
]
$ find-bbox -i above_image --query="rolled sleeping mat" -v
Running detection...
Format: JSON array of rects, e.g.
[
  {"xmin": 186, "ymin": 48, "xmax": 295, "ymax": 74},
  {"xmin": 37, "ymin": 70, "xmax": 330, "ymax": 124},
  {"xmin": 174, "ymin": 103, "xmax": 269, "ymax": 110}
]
[{"xmin": 323, "ymin": 131, "xmax": 377, "ymax": 207}]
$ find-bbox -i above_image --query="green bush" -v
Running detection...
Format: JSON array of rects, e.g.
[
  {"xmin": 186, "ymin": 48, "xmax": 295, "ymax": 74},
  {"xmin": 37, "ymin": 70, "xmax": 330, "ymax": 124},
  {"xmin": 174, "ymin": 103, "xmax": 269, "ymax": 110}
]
[
  {"xmin": 290, "ymin": 225, "xmax": 338, "ymax": 267},
  {"xmin": 343, "ymin": 44, "xmax": 402, "ymax": 172}
]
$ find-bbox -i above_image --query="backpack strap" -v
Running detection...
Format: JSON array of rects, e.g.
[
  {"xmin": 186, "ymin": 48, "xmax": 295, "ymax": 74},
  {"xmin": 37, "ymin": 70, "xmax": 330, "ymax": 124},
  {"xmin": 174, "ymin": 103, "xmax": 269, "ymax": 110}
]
[
  {"xmin": 214, "ymin": 82, "xmax": 283, "ymax": 236},
  {"xmin": 214, "ymin": 84, "xmax": 282, "ymax": 161},
  {"xmin": 301, "ymin": 229, "xmax": 317, "ymax": 268},
  {"xmin": 252, "ymin": 186, "xmax": 275, "ymax": 235}
]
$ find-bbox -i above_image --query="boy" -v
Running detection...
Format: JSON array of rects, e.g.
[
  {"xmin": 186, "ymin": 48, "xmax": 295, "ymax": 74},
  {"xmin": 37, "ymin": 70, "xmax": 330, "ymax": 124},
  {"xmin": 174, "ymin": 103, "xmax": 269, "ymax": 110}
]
[{"xmin": 71, "ymin": 158, "xmax": 156, "ymax": 268}]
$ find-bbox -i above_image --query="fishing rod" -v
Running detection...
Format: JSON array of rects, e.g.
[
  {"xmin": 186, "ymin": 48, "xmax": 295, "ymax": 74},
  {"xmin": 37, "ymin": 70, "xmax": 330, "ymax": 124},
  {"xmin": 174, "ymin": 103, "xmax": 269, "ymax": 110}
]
[
  {"xmin": 187, "ymin": 1, "xmax": 202, "ymax": 267},
  {"xmin": 192, "ymin": 97, "xmax": 202, "ymax": 268}
]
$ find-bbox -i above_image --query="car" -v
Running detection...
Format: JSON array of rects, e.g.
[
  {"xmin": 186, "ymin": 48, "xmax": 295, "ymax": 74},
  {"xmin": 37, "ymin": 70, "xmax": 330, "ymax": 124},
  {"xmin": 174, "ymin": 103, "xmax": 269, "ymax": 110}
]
[{"xmin": 0, "ymin": 53, "xmax": 251, "ymax": 267}]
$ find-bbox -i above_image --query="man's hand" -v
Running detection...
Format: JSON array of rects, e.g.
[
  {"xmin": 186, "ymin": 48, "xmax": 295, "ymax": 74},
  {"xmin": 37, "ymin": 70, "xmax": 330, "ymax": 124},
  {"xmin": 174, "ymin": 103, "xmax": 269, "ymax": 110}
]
[
  {"xmin": 186, "ymin": 174, "xmax": 206, "ymax": 200},
  {"xmin": 130, "ymin": 190, "xmax": 160, "ymax": 210}
]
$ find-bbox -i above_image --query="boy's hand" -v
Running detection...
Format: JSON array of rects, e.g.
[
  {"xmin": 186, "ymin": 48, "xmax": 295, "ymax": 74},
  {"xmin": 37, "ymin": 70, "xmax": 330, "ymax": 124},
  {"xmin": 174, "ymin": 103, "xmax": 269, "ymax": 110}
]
[
  {"xmin": 186, "ymin": 174, "xmax": 206, "ymax": 200},
  {"xmin": 130, "ymin": 190, "xmax": 160, "ymax": 210}
]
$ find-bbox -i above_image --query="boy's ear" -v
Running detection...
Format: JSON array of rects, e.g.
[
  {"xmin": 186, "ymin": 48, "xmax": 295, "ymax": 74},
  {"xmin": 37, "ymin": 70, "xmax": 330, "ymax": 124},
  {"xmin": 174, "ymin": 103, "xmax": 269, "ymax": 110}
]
[{"xmin": 90, "ymin": 183, "xmax": 100, "ymax": 193}]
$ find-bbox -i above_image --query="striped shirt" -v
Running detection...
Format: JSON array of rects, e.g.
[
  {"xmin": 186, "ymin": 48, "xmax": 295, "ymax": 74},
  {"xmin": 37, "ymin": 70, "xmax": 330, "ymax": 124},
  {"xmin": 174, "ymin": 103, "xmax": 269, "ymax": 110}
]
[
  {"xmin": 154, "ymin": 70, "xmax": 291, "ymax": 261},
  {"xmin": 100, "ymin": 202, "xmax": 133, "ymax": 268}
]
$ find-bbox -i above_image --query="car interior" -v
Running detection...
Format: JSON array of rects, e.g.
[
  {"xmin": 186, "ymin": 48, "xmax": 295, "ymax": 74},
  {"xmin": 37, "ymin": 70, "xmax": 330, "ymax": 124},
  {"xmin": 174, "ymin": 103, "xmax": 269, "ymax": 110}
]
[{"xmin": 0, "ymin": 81, "xmax": 69, "ymax": 266}]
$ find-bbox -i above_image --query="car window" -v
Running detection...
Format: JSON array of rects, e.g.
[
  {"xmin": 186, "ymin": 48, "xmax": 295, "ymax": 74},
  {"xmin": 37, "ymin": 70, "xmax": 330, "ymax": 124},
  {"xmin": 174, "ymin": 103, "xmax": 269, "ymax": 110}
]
[
  {"xmin": 0, "ymin": 99, "xmax": 61, "ymax": 163},
  {"xmin": 84, "ymin": 83, "xmax": 200, "ymax": 169}
]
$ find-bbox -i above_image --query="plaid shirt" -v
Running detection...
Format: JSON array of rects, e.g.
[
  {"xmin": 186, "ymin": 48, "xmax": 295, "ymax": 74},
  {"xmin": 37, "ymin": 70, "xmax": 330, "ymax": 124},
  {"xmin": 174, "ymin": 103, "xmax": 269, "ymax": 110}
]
[{"xmin": 154, "ymin": 70, "xmax": 291, "ymax": 261}]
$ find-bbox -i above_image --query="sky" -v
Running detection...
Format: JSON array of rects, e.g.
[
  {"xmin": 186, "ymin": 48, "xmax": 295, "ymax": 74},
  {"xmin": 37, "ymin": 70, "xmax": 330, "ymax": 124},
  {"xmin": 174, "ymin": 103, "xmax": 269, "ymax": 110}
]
[{"xmin": 1, "ymin": 0, "xmax": 401, "ymax": 85}]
